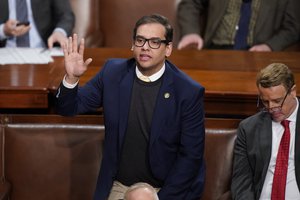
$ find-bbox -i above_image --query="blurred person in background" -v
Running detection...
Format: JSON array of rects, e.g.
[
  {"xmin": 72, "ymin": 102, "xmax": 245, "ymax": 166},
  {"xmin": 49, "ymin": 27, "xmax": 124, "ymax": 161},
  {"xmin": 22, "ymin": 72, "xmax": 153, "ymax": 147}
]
[
  {"xmin": 0, "ymin": 0, "xmax": 75, "ymax": 48},
  {"xmin": 177, "ymin": 0, "xmax": 300, "ymax": 51}
]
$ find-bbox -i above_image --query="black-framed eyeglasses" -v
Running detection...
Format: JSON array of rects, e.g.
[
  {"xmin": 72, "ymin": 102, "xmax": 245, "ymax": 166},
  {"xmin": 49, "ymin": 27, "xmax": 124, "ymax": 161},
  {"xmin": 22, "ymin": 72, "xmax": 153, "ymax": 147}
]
[
  {"xmin": 134, "ymin": 36, "xmax": 168, "ymax": 49},
  {"xmin": 257, "ymin": 88, "xmax": 290, "ymax": 112}
]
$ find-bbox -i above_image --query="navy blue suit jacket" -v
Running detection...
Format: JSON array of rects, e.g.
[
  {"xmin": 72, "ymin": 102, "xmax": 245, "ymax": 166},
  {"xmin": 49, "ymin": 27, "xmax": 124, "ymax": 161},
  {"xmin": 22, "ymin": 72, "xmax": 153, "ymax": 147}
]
[{"xmin": 56, "ymin": 58, "xmax": 206, "ymax": 200}]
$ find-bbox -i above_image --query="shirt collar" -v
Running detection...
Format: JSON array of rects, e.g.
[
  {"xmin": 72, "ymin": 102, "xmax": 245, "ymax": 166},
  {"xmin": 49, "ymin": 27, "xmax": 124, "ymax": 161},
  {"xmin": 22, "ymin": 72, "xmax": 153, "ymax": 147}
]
[
  {"xmin": 286, "ymin": 97, "xmax": 298, "ymax": 123},
  {"xmin": 135, "ymin": 64, "xmax": 165, "ymax": 82}
]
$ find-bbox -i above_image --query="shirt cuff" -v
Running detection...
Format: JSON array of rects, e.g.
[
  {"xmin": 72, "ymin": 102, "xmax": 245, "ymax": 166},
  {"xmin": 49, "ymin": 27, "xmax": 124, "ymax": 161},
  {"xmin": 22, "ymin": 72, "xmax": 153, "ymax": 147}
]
[
  {"xmin": 53, "ymin": 28, "xmax": 67, "ymax": 37},
  {"xmin": 62, "ymin": 74, "xmax": 79, "ymax": 89},
  {"xmin": 0, "ymin": 24, "xmax": 8, "ymax": 40}
]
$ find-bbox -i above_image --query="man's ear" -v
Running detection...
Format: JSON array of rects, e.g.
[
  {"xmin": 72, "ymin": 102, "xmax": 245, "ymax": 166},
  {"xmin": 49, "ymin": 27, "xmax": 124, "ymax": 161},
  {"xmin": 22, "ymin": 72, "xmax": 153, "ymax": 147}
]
[{"xmin": 291, "ymin": 84, "xmax": 297, "ymax": 97}]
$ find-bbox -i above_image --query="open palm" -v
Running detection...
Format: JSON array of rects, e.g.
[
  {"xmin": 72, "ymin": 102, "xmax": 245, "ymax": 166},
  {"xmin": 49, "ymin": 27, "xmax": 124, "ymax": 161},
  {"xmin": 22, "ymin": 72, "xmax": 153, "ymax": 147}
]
[{"xmin": 63, "ymin": 34, "xmax": 92, "ymax": 82}]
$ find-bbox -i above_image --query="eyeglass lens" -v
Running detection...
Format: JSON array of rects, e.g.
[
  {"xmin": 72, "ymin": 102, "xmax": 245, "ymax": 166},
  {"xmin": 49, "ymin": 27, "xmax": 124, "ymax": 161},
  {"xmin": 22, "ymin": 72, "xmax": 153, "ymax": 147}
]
[
  {"xmin": 257, "ymin": 89, "xmax": 290, "ymax": 112},
  {"xmin": 134, "ymin": 37, "xmax": 166, "ymax": 49}
]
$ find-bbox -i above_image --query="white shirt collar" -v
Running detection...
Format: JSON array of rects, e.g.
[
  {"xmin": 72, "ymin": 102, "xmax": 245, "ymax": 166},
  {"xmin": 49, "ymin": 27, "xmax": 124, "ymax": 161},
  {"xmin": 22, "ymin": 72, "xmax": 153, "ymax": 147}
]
[
  {"xmin": 135, "ymin": 64, "xmax": 165, "ymax": 82},
  {"xmin": 286, "ymin": 97, "xmax": 298, "ymax": 123}
]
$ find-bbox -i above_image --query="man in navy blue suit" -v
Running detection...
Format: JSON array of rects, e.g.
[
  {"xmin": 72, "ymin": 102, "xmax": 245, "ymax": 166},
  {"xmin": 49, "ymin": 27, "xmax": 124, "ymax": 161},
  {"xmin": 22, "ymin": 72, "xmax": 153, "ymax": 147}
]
[{"xmin": 56, "ymin": 14, "xmax": 205, "ymax": 200}]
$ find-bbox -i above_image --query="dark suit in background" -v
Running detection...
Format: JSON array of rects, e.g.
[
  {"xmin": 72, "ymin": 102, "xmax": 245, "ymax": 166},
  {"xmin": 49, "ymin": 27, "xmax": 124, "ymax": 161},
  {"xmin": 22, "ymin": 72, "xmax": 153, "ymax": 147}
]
[
  {"xmin": 177, "ymin": 0, "xmax": 300, "ymax": 51},
  {"xmin": 0, "ymin": 0, "xmax": 74, "ymax": 46}
]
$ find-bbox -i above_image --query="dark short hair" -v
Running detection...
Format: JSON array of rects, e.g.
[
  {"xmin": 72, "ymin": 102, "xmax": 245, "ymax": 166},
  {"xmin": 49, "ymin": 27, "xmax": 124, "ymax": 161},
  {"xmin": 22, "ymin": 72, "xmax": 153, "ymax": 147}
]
[
  {"xmin": 256, "ymin": 63, "xmax": 295, "ymax": 91},
  {"xmin": 133, "ymin": 14, "xmax": 173, "ymax": 44}
]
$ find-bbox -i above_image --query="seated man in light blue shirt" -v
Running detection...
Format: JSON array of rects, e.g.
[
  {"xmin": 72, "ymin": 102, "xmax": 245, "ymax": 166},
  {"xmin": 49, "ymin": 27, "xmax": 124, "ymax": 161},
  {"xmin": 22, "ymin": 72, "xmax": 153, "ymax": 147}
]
[{"xmin": 0, "ymin": 0, "xmax": 75, "ymax": 48}]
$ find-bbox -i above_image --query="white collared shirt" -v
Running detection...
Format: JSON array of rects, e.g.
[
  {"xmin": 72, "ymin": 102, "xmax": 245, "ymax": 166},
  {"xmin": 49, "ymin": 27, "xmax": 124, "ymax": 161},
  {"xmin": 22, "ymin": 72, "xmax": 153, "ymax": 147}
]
[
  {"xmin": 260, "ymin": 98, "xmax": 300, "ymax": 200},
  {"xmin": 135, "ymin": 64, "xmax": 165, "ymax": 82}
]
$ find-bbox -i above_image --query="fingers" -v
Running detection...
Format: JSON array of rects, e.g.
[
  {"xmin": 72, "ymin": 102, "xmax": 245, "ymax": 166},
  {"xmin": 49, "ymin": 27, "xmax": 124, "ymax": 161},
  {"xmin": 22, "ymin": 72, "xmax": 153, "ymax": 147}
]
[
  {"xmin": 197, "ymin": 40, "xmax": 203, "ymax": 50},
  {"xmin": 47, "ymin": 32, "xmax": 68, "ymax": 49},
  {"xmin": 73, "ymin": 34, "xmax": 78, "ymax": 53},
  {"xmin": 177, "ymin": 39, "xmax": 188, "ymax": 50},
  {"xmin": 4, "ymin": 19, "xmax": 31, "ymax": 37},
  {"xmin": 62, "ymin": 36, "xmax": 72, "ymax": 57},
  {"xmin": 4, "ymin": 20, "xmax": 17, "ymax": 36},
  {"xmin": 58, "ymin": 37, "xmax": 68, "ymax": 49},
  {"xmin": 177, "ymin": 35, "xmax": 192, "ymax": 50},
  {"xmin": 177, "ymin": 41, "xmax": 184, "ymax": 50},
  {"xmin": 248, "ymin": 47, "xmax": 255, "ymax": 52},
  {"xmin": 63, "ymin": 33, "xmax": 86, "ymax": 56},
  {"xmin": 84, "ymin": 58, "xmax": 93, "ymax": 67},
  {"xmin": 62, "ymin": 40, "xmax": 68, "ymax": 57},
  {"xmin": 248, "ymin": 44, "xmax": 271, "ymax": 52},
  {"xmin": 178, "ymin": 42, "xmax": 188, "ymax": 50},
  {"xmin": 177, "ymin": 39, "xmax": 194, "ymax": 50},
  {"xmin": 68, "ymin": 36, "xmax": 73, "ymax": 53},
  {"xmin": 11, "ymin": 25, "xmax": 30, "ymax": 37},
  {"xmin": 47, "ymin": 36, "xmax": 53, "ymax": 49},
  {"xmin": 78, "ymin": 38, "xmax": 85, "ymax": 56}
]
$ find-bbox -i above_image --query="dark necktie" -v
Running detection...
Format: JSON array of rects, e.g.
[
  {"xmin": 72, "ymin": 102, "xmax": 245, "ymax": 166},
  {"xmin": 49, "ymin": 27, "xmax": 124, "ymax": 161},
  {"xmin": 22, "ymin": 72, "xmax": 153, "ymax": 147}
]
[
  {"xmin": 233, "ymin": 0, "xmax": 252, "ymax": 50},
  {"xmin": 271, "ymin": 120, "xmax": 290, "ymax": 200},
  {"xmin": 16, "ymin": 0, "xmax": 30, "ymax": 47}
]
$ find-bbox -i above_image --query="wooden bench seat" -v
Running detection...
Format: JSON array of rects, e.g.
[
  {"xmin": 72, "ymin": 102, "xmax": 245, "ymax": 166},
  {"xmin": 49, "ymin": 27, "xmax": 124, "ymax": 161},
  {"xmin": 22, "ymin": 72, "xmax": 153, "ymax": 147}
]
[{"xmin": 0, "ymin": 115, "xmax": 240, "ymax": 200}]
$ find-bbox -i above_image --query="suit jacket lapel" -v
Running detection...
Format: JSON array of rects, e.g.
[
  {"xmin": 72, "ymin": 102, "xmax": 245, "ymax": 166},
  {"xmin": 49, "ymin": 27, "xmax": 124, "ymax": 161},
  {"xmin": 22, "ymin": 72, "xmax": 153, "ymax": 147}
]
[
  {"xmin": 254, "ymin": 0, "xmax": 271, "ymax": 36},
  {"xmin": 149, "ymin": 63, "xmax": 174, "ymax": 147},
  {"xmin": 0, "ymin": 0, "xmax": 9, "ymax": 22},
  {"xmin": 259, "ymin": 113, "xmax": 273, "ymax": 186},
  {"xmin": 118, "ymin": 63, "xmax": 135, "ymax": 151},
  {"xmin": 206, "ymin": 0, "xmax": 230, "ymax": 40},
  {"xmin": 259, "ymin": 100, "xmax": 300, "ymax": 190},
  {"xmin": 30, "ymin": 0, "xmax": 37, "ymax": 13}
]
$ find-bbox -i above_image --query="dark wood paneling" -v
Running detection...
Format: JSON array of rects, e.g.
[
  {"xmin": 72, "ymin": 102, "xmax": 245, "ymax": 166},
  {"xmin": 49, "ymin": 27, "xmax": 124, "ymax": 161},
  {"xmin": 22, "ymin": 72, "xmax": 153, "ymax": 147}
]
[{"xmin": 1, "ymin": 48, "xmax": 300, "ymax": 118}]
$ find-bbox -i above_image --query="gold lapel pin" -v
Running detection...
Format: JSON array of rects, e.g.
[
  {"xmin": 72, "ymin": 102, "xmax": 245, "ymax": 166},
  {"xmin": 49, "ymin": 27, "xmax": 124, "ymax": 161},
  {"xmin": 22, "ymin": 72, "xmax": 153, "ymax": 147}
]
[{"xmin": 164, "ymin": 93, "xmax": 170, "ymax": 99}]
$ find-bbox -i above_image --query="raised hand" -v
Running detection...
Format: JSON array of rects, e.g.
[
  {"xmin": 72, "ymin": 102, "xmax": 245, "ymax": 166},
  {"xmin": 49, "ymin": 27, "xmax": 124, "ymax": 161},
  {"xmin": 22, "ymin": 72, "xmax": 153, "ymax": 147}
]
[{"xmin": 62, "ymin": 34, "xmax": 92, "ymax": 84}]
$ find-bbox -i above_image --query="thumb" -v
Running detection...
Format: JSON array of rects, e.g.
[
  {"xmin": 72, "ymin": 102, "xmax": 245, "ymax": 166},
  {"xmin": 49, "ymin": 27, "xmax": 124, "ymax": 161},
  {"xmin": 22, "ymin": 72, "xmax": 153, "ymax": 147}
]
[
  {"xmin": 84, "ymin": 58, "xmax": 93, "ymax": 67},
  {"xmin": 177, "ymin": 41, "xmax": 184, "ymax": 50},
  {"xmin": 197, "ymin": 42, "xmax": 202, "ymax": 50},
  {"xmin": 47, "ymin": 37, "xmax": 53, "ymax": 49}
]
